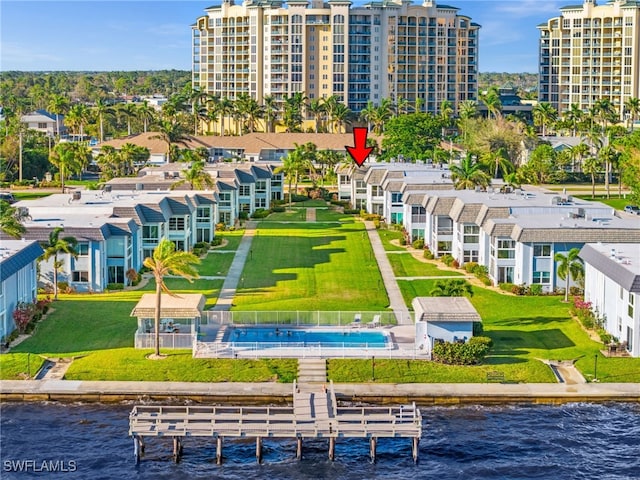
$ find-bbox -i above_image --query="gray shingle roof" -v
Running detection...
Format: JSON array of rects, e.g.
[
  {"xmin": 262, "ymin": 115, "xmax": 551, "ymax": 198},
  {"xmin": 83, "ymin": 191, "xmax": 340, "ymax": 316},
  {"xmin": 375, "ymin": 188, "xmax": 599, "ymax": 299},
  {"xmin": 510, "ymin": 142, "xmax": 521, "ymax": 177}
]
[
  {"xmin": 580, "ymin": 243, "xmax": 640, "ymax": 293},
  {"xmin": 0, "ymin": 241, "xmax": 44, "ymax": 282}
]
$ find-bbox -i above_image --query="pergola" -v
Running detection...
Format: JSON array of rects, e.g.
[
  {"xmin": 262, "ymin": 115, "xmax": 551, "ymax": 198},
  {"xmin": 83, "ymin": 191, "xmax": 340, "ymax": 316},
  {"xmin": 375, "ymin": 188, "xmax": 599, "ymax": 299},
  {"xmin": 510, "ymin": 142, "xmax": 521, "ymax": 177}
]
[{"xmin": 131, "ymin": 293, "xmax": 206, "ymax": 334}]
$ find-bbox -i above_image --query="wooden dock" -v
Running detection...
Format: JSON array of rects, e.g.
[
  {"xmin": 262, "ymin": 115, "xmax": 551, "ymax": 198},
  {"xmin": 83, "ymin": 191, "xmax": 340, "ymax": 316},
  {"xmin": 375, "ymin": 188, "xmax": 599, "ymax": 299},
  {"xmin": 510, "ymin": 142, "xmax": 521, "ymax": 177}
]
[{"xmin": 129, "ymin": 381, "xmax": 422, "ymax": 464}]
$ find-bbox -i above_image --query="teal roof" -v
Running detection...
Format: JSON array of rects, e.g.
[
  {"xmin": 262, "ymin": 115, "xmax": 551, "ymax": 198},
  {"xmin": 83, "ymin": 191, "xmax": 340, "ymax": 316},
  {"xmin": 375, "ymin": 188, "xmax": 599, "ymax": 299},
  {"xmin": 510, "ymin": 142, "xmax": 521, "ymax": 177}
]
[{"xmin": 0, "ymin": 241, "xmax": 44, "ymax": 283}]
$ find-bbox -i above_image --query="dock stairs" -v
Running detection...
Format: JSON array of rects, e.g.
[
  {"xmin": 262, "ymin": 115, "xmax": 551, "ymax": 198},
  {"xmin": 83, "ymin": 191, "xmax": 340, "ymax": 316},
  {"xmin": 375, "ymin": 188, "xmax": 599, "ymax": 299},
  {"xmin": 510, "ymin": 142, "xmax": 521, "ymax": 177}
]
[{"xmin": 297, "ymin": 358, "xmax": 327, "ymax": 384}]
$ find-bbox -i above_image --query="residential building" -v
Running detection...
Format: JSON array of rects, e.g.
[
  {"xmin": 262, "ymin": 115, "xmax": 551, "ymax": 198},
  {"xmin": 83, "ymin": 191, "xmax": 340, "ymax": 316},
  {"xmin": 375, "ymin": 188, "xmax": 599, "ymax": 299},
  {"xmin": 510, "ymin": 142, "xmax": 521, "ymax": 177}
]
[
  {"xmin": 0, "ymin": 240, "xmax": 44, "ymax": 340},
  {"xmin": 6, "ymin": 189, "xmax": 218, "ymax": 293},
  {"xmin": 20, "ymin": 110, "xmax": 65, "ymax": 137},
  {"xmin": 192, "ymin": 0, "xmax": 479, "ymax": 122},
  {"xmin": 537, "ymin": 0, "xmax": 640, "ymax": 119},
  {"xmin": 580, "ymin": 242, "xmax": 639, "ymax": 357}
]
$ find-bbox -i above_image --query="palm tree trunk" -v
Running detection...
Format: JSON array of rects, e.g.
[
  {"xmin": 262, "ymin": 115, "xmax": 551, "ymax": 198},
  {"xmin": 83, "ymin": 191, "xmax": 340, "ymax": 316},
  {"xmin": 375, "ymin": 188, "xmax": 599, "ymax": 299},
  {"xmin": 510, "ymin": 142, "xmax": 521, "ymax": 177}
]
[
  {"xmin": 605, "ymin": 161, "xmax": 610, "ymax": 199},
  {"xmin": 100, "ymin": 116, "xmax": 104, "ymax": 143},
  {"xmin": 591, "ymin": 173, "xmax": 595, "ymax": 199},
  {"xmin": 565, "ymin": 274, "xmax": 569, "ymax": 303},
  {"xmin": 154, "ymin": 280, "xmax": 162, "ymax": 357},
  {"xmin": 53, "ymin": 254, "xmax": 59, "ymax": 300},
  {"xmin": 288, "ymin": 178, "xmax": 293, "ymax": 209}
]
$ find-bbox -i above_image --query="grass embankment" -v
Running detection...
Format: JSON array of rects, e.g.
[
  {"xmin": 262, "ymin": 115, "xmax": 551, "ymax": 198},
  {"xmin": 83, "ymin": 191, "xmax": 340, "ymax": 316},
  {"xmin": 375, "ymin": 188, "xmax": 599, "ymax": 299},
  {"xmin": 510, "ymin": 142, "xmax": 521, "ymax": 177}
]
[
  {"xmin": 574, "ymin": 195, "xmax": 630, "ymax": 211},
  {"xmin": 388, "ymin": 253, "xmax": 464, "ymax": 277},
  {"xmin": 64, "ymin": 349, "xmax": 296, "ymax": 383},
  {"xmin": 377, "ymin": 229, "xmax": 406, "ymax": 251},
  {"xmin": 233, "ymin": 213, "xmax": 389, "ymax": 311},
  {"xmin": 0, "ymin": 353, "xmax": 46, "ymax": 380}
]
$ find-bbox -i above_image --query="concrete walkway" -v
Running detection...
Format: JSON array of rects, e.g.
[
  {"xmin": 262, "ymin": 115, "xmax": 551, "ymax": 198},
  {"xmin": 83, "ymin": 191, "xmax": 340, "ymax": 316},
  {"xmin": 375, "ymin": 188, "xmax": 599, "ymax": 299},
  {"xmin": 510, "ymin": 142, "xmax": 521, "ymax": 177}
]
[
  {"xmin": 212, "ymin": 222, "xmax": 257, "ymax": 311},
  {"xmin": 363, "ymin": 221, "xmax": 412, "ymax": 325},
  {"xmin": 2, "ymin": 379, "xmax": 638, "ymax": 404},
  {"xmin": 306, "ymin": 207, "xmax": 316, "ymax": 222}
]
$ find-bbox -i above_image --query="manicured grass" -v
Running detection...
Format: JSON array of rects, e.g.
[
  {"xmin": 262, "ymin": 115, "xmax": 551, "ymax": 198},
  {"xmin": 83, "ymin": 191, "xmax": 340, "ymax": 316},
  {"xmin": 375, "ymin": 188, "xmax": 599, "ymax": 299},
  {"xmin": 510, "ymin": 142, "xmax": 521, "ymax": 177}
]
[
  {"xmin": 315, "ymin": 209, "xmax": 352, "ymax": 222},
  {"xmin": 64, "ymin": 348, "xmax": 297, "ymax": 383},
  {"xmin": 329, "ymin": 358, "xmax": 553, "ymax": 383},
  {"xmin": 12, "ymin": 191, "xmax": 53, "ymax": 200},
  {"xmin": 216, "ymin": 230, "xmax": 244, "ymax": 251},
  {"xmin": 198, "ymin": 251, "xmax": 235, "ymax": 277},
  {"xmin": 12, "ymin": 279, "xmax": 223, "ymax": 355},
  {"xmin": 396, "ymin": 278, "xmax": 640, "ymax": 382},
  {"xmin": 0, "ymin": 353, "xmax": 46, "ymax": 380},
  {"xmin": 574, "ymin": 195, "xmax": 631, "ymax": 211},
  {"xmin": 266, "ymin": 209, "xmax": 306, "ymax": 221},
  {"xmin": 234, "ymin": 217, "xmax": 389, "ymax": 310},
  {"xmin": 388, "ymin": 253, "xmax": 464, "ymax": 277},
  {"xmin": 296, "ymin": 199, "xmax": 330, "ymax": 207},
  {"xmin": 377, "ymin": 229, "xmax": 406, "ymax": 251}
]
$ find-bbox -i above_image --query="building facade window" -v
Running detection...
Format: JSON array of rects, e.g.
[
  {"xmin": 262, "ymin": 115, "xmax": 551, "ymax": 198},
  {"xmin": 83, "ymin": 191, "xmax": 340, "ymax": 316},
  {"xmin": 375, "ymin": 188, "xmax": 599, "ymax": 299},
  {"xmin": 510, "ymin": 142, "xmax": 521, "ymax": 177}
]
[
  {"xmin": 532, "ymin": 271, "xmax": 551, "ymax": 284},
  {"xmin": 497, "ymin": 239, "xmax": 515, "ymax": 259},
  {"xmin": 72, "ymin": 271, "xmax": 89, "ymax": 283},
  {"xmin": 533, "ymin": 244, "xmax": 551, "ymax": 257},
  {"xmin": 169, "ymin": 217, "xmax": 186, "ymax": 231},
  {"xmin": 239, "ymin": 185, "xmax": 251, "ymax": 196},
  {"xmin": 463, "ymin": 225, "xmax": 479, "ymax": 244},
  {"xmin": 629, "ymin": 294, "xmax": 635, "ymax": 318},
  {"xmin": 76, "ymin": 243, "xmax": 89, "ymax": 256},
  {"xmin": 143, "ymin": 225, "xmax": 160, "ymax": 242}
]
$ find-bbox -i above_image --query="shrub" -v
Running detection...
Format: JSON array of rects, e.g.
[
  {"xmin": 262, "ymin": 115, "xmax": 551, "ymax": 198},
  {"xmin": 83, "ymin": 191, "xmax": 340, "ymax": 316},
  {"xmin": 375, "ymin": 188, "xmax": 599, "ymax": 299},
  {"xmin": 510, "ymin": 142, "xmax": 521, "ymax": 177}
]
[
  {"xmin": 451, "ymin": 259, "xmax": 460, "ymax": 269},
  {"xmin": 473, "ymin": 322, "xmax": 484, "ymax": 336},
  {"xmin": 598, "ymin": 329, "xmax": 613, "ymax": 345},
  {"xmin": 432, "ymin": 340, "xmax": 490, "ymax": 365},
  {"xmin": 468, "ymin": 335, "xmax": 493, "ymax": 348},
  {"xmin": 291, "ymin": 194, "xmax": 308, "ymax": 203},
  {"xmin": 412, "ymin": 238, "xmax": 425, "ymax": 249},
  {"xmin": 343, "ymin": 209, "xmax": 359, "ymax": 215},
  {"xmin": 399, "ymin": 237, "xmax": 407, "ymax": 246},
  {"xmin": 499, "ymin": 282, "xmax": 515, "ymax": 292},
  {"xmin": 464, "ymin": 262, "xmax": 479, "ymax": 274},
  {"xmin": 360, "ymin": 211, "xmax": 382, "ymax": 221},
  {"xmin": 12, "ymin": 302, "xmax": 38, "ymax": 333},
  {"xmin": 106, "ymin": 283, "xmax": 124, "ymax": 291},
  {"xmin": 271, "ymin": 206, "xmax": 286, "ymax": 213},
  {"xmin": 251, "ymin": 208, "xmax": 270, "ymax": 219},
  {"xmin": 569, "ymin": 286, "xmax": 584, "ymax": 296},
  {"xmin": 440, "ymin": 254, "xmax": 454, "ymax": 266},
  {"xmin": 479, "ymin": 276, "xmax": 493, "ymax": 286},
  {"xmin": 215, "ymin": 222, "xmax": 226, "ymax": 231},
  {"xmin": 423, "ymin": 249, "xmax": 434, "ymax": 260},
  {"xmin": 527, "ymin": 284, "xmax": 543, "ymax": 296},
  {"xmin": 472, "ymin": 264, "xmax": 488, "ymax": 276},
  {"xmin": 571, "ymin": 296, "xmax": 596, "ymax": 329},
  {"xmin": 511, "ymin": 284, "xmax": 527, "ymax": 295},
  {"xmin": 239, "ymin": 211, "xmax": 249, "ymax": 220},
  {"xmin": 56, "ymin": 281, "xmax": 75, "ymax": 294},
  {"xmin": 210, "ymin": 237, "xmax": 223, "ymax": 247},
  {"xmin": 373, "ymin": 219, "xmax": 381, "ymax": 229}
]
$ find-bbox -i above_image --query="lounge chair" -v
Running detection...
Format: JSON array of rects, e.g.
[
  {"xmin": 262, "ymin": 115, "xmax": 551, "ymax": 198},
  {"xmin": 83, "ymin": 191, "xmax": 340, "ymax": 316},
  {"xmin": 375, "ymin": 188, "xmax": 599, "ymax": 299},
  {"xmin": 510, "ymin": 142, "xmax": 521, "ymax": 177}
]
[
  {"xmin": 351, "ymin": 314, "xmax": 362, "ymax": 328},
  {"xmin": 367, "ymin": 315, "xmax": 381, "ymax": 328}
]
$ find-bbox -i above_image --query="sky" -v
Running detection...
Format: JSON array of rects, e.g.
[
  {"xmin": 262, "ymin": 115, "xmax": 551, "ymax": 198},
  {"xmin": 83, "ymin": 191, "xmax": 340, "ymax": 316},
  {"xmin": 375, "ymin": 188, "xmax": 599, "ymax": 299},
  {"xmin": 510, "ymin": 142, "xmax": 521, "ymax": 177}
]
[{"xmin": 1, "ymin": 0, "xmax": 568, "ymax": 73}]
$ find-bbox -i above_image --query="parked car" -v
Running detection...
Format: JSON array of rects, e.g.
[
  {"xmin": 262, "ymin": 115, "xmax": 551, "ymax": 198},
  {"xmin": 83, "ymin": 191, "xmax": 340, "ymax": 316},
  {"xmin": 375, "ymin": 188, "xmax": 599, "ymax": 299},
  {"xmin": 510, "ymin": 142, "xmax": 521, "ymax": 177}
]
[
  {"xmin": 0, "ymin": 192, "xmax": 16, "ymax": 204},
  {"xmin": 624, "ymin": 205, "xmax": 640, "ymax": 215}
]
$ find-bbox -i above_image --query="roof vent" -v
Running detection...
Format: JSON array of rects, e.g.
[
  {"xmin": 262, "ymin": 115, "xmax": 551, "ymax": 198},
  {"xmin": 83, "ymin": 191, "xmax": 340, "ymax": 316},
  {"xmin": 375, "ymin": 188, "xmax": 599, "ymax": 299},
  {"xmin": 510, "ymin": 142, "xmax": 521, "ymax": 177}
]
[
  {"xmin": 72, "ymin": 191, "xmax": 81, "ymax": 201},
  {"xmin": 610, "ymin": 248, "xmax": 616, "ymax": 258},
  {"xmin": 104, "ymin": 184, "xmax": 112, "ymax": 193},
  {"xmin": 136, "ymin": 183, "xmax": 144, "ymax": 191}
]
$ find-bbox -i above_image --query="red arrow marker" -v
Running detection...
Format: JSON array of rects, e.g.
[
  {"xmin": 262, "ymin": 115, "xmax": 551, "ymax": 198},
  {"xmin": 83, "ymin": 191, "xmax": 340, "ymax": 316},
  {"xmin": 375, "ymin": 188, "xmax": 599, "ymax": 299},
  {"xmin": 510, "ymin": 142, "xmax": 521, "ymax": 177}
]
[{"xmin": 345, "ymin": 127, "xmax": 374, "ymax": 167}]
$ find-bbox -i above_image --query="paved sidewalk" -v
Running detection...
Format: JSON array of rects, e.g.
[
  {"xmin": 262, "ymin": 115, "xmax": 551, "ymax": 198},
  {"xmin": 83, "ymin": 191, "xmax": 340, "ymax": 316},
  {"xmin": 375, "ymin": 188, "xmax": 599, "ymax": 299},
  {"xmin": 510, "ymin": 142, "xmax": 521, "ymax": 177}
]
[
  {"xmin": 212, "ymin": 222, "xmax": 257, "ymax": 311},
  {"xmin": 363, "ymin": 221, "xmax": 412, "ymax": 325},
  {"xmin": 1, "ymin": 379, "xmax": 638, "ymax": 403}
]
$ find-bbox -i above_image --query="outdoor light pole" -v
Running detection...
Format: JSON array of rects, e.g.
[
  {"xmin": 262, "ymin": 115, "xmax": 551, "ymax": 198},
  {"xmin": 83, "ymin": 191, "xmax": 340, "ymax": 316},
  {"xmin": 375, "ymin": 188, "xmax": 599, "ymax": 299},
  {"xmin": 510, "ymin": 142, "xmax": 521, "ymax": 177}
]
[{"xmin": 372, "ymin": 356, "xmax": 375, "ymax": 381}]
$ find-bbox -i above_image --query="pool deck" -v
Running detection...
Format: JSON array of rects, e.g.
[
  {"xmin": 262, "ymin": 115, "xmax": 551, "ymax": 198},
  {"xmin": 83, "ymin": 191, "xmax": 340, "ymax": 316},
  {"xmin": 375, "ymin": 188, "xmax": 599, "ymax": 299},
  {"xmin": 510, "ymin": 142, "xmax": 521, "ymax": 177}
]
[{"xmin": 1, "ymin": 379, "xmax": 639, "ymax": 405}]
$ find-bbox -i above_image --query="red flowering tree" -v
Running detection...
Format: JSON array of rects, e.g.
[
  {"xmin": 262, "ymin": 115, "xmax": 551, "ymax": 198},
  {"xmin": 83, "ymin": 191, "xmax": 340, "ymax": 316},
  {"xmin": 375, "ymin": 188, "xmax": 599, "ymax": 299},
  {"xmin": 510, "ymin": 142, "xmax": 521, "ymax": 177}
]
[{"xmin": 12, "ymin": 302, "xmax": 37, "ymax": 333}]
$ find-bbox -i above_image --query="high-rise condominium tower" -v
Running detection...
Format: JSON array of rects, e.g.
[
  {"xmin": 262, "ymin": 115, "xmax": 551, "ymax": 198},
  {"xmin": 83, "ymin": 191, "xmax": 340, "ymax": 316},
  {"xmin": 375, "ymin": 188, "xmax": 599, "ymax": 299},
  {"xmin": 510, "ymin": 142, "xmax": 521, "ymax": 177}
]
[
  {"xmin": 192, "ymin": 0, "xmax": 479, "ymax": 118},
  {"xmin": 537, "ymin": 0, "xmax": 640, "ymax": 120}
]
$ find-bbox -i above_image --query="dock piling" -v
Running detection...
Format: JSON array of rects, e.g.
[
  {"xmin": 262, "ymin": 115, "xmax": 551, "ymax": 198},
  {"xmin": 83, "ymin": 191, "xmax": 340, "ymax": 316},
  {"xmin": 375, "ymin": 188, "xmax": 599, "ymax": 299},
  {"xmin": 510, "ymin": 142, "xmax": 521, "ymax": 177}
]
[
  {"xmin": 370, "ymin": 437, "xmax": 377, "ymax": 463},
  {"xmin": 328, "ymin": 437, "xmax": 336, "ymax": 461},
  {"xmin": 216, "ymin": 436, "xmax": 223, "ymax": 465},
  {"xmin": 256, "ymin": 437, "xmax": 262, "ymax": 464},
  {"xmin": 173, "ymin": 437, "xmax": 182, "ymax": 463},
  {"xmin": 412, "ymin": 437, "xmax": 419, "ymax": 463},
  {"xmin": 296, "ymin": 437, "xmax": 303, "ymax": 460}
]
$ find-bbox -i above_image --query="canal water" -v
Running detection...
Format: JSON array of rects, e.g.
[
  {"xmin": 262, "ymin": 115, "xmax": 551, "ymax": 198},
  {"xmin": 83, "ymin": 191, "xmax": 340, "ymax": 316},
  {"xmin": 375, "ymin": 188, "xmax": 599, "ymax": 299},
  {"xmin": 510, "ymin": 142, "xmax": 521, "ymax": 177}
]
[{"xmin": 1, "ymin": 402, "xmax": 639, "ymax": 479}]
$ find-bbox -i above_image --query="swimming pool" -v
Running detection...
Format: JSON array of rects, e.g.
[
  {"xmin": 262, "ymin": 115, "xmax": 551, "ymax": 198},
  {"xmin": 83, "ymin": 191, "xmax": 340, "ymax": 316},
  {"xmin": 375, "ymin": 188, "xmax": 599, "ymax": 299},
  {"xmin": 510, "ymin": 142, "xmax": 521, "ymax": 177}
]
[{"xmin": 222, "ymin": 326, "xmax": 390, "ymax": 349}]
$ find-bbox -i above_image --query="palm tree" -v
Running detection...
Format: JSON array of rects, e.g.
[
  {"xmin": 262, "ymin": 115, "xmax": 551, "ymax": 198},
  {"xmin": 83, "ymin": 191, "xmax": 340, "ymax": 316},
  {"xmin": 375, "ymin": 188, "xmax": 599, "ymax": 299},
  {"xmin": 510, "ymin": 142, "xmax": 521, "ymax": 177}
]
[
  {"xmin": 93, "ymin": 99, "xmax": 116, "ymax": 142},
  {"xmin": 50, "ymin": 142, "xmax": 87, "ymax": 191},
  {"xmin": 218, "ymin": 97, "xmax": 234, "ymax": 136},
  {"xmin": 236, "ymin": 94, "xmax": 263, "ymax": 133},
  {"xmin": 371, "ymin": 98, "xmax": 394, "ymax": 135},
  {"xmin": 0, "ymin": 200, "xmax": 26, "ymax": 238},
  {"xmin": 458, "ymin": 100, "xmax": 477, "ymax": 120},
  {"xmin": 66, "ymin": 104, "xmax": 91, "ymax": 141},
  {"xmin": 396, "ymin": 96, "xmax": 410, "ymax": 116},
  {"xmin": 307, "ymin": 98, "xmax": 325, "ymax": 133},
  {"xmin": 152, "ymin": 120, "xmax": 190, "ymax": 163},
  {"xmin": 137, "ymin": 100, "xmax": 155, "ymax": 134},
  {"xmin": 96, "ymin": 145, "xmax": 122, "ymax": 180},
  {"xmin": 599, "ymin": 144, "xmax": 620, "ymax": 199},
  {"xmin": 143, "ymin": 238, "xmax": 200, "ymax": 358},
  {"xmin": 40, "ymin": 227, "xmax": 78, "ymax": 300},
  {"xmin": 331, "ymin": 103, "xmax": 351, "ymax": 133},
  {"xmin": 430, "ymin": 279, "xmax": 474, "ymax": 297},
  {"xmin": 555, "ymin": 248, "xmax": 584, "ymax": 303},
  {"xmin": 483, "ymin": 146, "xmax": 514, "ymax": 179},
  {"xmin": 582, "ymin": 156, "xmax": 601, "ymax": 199},
  {"xmin": 624, "ymin": 97, "xmax": 640, "ymax": 130},
  {"xmin": 188, "ymin": 87, "xmax": 209, "ymax": 135},
  {"xmin": 360, "ymin": 101, "xmax": 376, "ymax": 132},
  {"xmin": 120, "ymin": 143, "xmax": 150, "ymax": 176},
  {"xmin": 262, "ymin": 95, "xmax": 277, "ymax": 133},
  {"xmin": 565, "ymin": 103, "xmax": 584, "ymax": 137},
  {"xmin": 532, "ymin": 102, "xmax": 558, "ymax": 138},
  {"xmin": 118, "ymin": 103, "xmax": 138, "ymax": 136},
  {"xmin": 479, "ymin": 88, "xmax": 502, "ymax": 119},
  {"xmin": 439, "ymin": 99, "xmax": 454, "ymax": 127},
  {"xmin": 171, "ymin": 160, "xmax": 215, "ymax": 190},
  {"xmin": 449, "ymin": 153, "xmax": 491, "ymax": 190},
  {"xmin": 47, "ymin": 94, "xmax": 70, "ymax": 137}
]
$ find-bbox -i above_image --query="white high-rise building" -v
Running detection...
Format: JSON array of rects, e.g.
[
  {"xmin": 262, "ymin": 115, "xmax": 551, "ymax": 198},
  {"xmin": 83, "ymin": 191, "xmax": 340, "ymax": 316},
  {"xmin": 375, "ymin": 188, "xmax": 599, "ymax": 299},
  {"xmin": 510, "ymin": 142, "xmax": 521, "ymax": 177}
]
[
  {"xmin": 192, "ymin": 0, "xmax": 479, "ymax": 117},
  {"xmin": 537, "ymin": 0, "xmax": 640, "ymax": 119}
]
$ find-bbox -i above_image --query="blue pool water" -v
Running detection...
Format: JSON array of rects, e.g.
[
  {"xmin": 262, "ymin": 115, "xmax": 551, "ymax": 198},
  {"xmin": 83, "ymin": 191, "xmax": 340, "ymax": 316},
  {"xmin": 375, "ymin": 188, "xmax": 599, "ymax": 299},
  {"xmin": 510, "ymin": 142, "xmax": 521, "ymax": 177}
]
[{"xmin": 222, "ymin": 327, "xmax": 389, "ymax": 348}]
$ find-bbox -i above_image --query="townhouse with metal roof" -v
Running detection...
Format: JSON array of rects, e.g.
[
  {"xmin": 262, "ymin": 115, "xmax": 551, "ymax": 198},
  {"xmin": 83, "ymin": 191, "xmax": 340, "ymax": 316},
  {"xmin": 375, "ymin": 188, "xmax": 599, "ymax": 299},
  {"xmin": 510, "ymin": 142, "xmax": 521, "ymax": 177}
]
[
  {"xmin": 580, "ymin": 243, "xmax": 640, "ymax": 357},
  {"xmin": 0, "ymin": 240, "xmax": 44, "ymax": 341}
]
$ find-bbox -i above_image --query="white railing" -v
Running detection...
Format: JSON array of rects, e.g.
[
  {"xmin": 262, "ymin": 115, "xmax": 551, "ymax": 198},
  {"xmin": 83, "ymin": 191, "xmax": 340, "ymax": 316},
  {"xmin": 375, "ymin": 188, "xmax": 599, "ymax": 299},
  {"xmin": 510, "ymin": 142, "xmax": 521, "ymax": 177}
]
[
  {"xmin": 135, "ymin": 332, "xmax": 194, "ymax": 349},
  {"xmin": 203, "ymin": 310, "xmax": 409, "ymax": 327}
]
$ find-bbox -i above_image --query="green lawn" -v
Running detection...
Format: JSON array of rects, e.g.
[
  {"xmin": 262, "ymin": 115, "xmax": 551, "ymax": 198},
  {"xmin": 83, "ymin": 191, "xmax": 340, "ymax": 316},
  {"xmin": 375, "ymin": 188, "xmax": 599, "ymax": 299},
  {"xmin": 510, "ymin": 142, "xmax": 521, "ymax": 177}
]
[
  {"xmin": 216, "ymin": 230, "xmax": 244, "ymax": 251},
  {"xmin": 12, "ymin": 191, "xmax": 54, "ymax": 201},
  {"xmin": 396, "ymin": 278, "xmax": 640, "ymax": 382},
  {"xmin": 234, "ymin": 216, "xmax": 389, "ymax": 310},
  {"xmin": 388, "ymin": 253, "xmax": 464, "ymax": 277},
  {"xmin": 266, "ymin": 209, "xmax": 306, "ymax": 221},
  {"xmin": 575, "ymin": 195, "xmax": 631, "ymax": 211},
  {"xmin": 63, "ymin": 349, "xmax": 296, "ymax": 382},
  {"xmin": 0, "ymin": 353, "xmax": 46, "ymax": 380},
  {"xmin": 198, "ymin": 251, "xmax": 235, "ymax": 277},
  {"xmin": 377, "ymin": 229, "xmax": 406, "ymax": 251}
]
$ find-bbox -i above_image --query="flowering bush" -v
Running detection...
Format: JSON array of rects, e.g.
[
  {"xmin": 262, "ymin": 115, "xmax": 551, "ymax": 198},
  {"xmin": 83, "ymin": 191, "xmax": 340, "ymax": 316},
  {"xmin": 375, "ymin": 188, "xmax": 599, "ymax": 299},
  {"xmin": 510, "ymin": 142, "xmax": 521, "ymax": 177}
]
[
  {"xmin": 12, "ymin": 302, "xmax": 38, "ymax": 333},
  {"xmin": 571, "ymin": 296, "xmax": 595, "ymax": 329}
]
